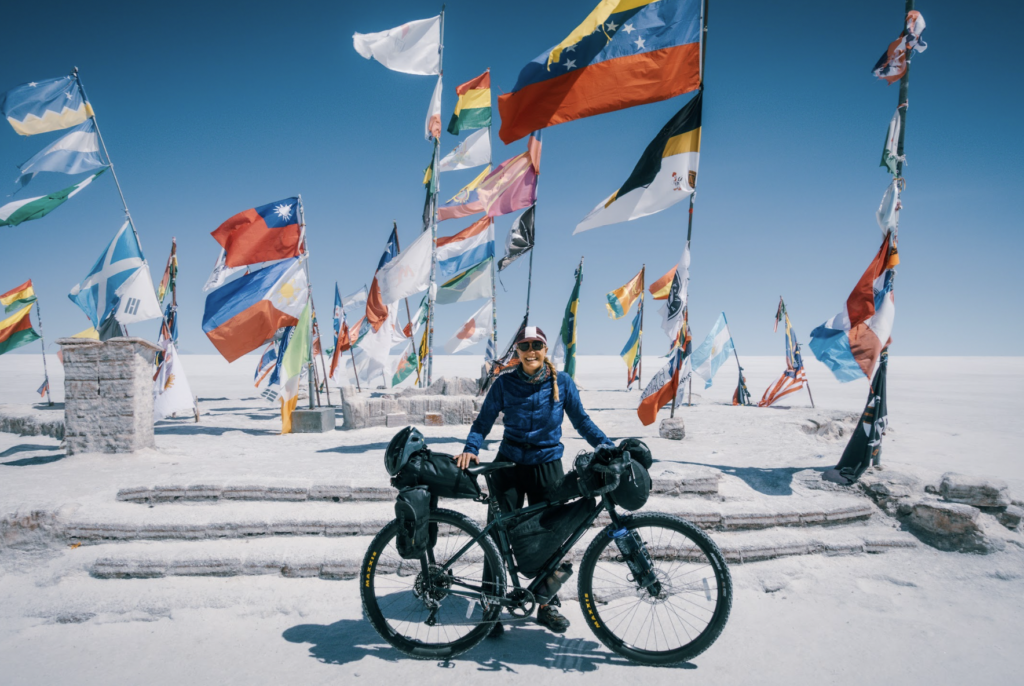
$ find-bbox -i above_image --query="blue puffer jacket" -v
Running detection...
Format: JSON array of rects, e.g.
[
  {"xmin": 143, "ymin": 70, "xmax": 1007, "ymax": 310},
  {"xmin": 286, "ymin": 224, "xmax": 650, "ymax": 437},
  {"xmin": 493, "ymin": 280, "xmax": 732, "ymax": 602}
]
[{"xmin": 463, "ymin": 369, "xmax": 610, "ymax": 465}]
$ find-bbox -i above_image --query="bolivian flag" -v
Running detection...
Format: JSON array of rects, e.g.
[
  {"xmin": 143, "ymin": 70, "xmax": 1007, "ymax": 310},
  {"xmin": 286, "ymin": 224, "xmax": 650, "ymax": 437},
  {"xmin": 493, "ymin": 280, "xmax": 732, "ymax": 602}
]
[
  {"xmin": 447, "ymin": 71, "xmax": 491, "ymax": 135},
  {"xmin": 0, "ymin": 304, "xmax": 41, "ymax": 356},
  {"xmin": 575, "ymin": 91, "xmax": 701, "ymax": 234},
  {"xmin": 1, "ymin": 280, "xmax": 37, "ymax": 313}
]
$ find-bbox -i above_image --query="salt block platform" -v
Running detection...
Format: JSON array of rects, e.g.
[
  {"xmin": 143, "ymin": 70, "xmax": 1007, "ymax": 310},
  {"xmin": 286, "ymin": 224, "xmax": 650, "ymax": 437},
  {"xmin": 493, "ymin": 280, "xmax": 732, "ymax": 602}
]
[{"xmin": 0, "ymin": 403, "xmax": 64, "ymax": 440}]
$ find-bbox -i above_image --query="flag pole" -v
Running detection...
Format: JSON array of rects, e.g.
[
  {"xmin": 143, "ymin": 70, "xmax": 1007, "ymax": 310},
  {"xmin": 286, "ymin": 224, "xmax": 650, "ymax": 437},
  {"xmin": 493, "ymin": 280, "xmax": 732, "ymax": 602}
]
[
  {"xmin": 391, "ymin": 222, "xmax": 422, "ymax": 387},
  {"xmin": 33, "ymin": 298, "xmax": 53, "ymax": 406},
  {"xmin": 638, "ymin": 266, "xmax": 645, "ymax": 389},
  {"xmin": 485, "ymin": 87, "xmax": 498, "ymax": 372},
  {"xmin": 336, "ymin": 285, "xmax": 361, "ymax": 393},
  {"xmin": 426, "ymin": 5, "xmax": 445, "ymax": 387},
  {"xmin": 296, "ymin": 195, "xmax": 331, "ymax": 408}
]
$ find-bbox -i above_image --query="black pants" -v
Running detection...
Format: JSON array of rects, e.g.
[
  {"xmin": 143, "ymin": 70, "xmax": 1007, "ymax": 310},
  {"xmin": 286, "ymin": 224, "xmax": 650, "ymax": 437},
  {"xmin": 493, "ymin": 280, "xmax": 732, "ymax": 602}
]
[{"xmin": 490, "ymin": 451, "xmax": 565, "ymax": 514}]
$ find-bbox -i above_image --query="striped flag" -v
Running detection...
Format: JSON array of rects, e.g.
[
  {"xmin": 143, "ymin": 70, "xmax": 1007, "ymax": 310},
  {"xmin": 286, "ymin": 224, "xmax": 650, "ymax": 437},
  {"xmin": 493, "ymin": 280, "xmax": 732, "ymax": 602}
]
[
  {"xmin": 621, "ymin": 298, "xmax": 643, "ymax": 389},
  {"xmin": 436, "ymin": 217, "xmax": 494, "ymax": 283},
  {"xmin": 759, "ymin": 309, "xmax": 808, "ymax": 408},
  {"xmin": 37, "ymin": 379, "xmax": 49, "ymax": 397},
  {"xmin": 448, "ymin": 71, "xmax": 491, "ymax": 135}
]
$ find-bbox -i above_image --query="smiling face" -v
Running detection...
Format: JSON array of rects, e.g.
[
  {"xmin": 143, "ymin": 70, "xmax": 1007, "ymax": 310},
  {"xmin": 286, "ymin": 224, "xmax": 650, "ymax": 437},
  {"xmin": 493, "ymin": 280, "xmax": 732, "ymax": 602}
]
[{"xmin": 517, "ymin": 342, "xmax": 547, "ymax": 375}]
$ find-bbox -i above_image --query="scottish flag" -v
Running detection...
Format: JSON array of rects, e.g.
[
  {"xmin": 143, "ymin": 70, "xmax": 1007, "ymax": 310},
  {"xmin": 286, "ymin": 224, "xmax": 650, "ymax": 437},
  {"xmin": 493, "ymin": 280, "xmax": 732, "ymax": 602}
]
[
  {"xmin": 690, "ymin": 312, "xmax": 736, "ymax": 389},
  {"xmin": 69, "ymin": 221, "xmax": 147, "ymax": 327},
  {"xmin": 1, "ymin": 75, "xmax": 93, "ymax": 136},
  {"xmin": 16, "ymin": 120, "xmax": 105, "ymax": 188}
]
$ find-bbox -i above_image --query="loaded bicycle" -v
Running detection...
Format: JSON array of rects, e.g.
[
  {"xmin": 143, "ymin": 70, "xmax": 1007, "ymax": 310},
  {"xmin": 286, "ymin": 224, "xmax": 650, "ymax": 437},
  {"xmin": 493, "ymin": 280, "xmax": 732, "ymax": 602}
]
[{"xmin": 360, "ymin": 428, "xmax": 732, "ymax": 666}]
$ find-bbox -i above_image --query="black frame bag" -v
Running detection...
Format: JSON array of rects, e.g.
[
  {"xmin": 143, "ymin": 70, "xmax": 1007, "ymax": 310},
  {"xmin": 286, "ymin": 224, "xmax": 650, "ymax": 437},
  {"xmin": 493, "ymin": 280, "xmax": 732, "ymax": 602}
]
[
  {"xmin": 392, "ymin": 450, "xmax": 481, "ymax": 500},
  {"xmin": 509, "ymin": 497, "xmax": 595, "ymax": 578}
]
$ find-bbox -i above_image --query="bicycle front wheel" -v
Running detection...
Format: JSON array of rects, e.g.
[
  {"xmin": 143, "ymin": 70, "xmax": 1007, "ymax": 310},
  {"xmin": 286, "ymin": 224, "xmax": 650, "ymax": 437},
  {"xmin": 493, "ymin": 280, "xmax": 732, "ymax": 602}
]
[
  {"xmin": 578, "ymin": 512, "xmax": 732, "ymax": 666},
  {"xmin": 360, "ymin": 507, "xmax": 506, "ymax": 660}
]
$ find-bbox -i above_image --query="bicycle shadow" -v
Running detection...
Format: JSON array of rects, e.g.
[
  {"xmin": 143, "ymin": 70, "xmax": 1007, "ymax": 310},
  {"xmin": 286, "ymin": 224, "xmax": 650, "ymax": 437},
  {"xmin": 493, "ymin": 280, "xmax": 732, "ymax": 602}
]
[{"xmin": 283, "ymin": 617, "xmax": 696, "ymax": 672}]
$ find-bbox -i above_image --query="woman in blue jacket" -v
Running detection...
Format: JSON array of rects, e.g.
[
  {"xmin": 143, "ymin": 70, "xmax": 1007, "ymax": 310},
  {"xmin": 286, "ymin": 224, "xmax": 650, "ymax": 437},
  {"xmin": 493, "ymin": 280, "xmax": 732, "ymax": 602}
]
[{"xmin": 454, "ymin": 325, "xmax": 612, "ymax": 635}]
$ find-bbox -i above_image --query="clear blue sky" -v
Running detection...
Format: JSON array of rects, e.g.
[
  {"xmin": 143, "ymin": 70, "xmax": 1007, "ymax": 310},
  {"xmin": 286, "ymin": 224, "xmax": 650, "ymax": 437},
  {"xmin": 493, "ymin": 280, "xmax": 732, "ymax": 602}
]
[{"xmin": 1, "ymin": 0, "xmax": 1021, "ymax": 363}]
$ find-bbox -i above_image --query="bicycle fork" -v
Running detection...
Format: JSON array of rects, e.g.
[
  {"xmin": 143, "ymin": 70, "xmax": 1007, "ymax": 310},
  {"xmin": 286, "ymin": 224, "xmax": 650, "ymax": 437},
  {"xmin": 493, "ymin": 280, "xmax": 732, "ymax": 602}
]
[{"xmin": 606, "ymin": 507, "xmax": 662, "ymax": 597}]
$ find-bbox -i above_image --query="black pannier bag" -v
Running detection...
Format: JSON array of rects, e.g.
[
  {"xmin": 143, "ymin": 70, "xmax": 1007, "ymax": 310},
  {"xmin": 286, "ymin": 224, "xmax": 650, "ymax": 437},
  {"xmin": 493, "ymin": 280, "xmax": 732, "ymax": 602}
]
[
  {"xmin": 394, "ymin": 485, "xmax": 432, "ymax": 559},
  {"xmin": 609, "ymin": 460, "xmax": 651, "ymax": 511},
  {"xmin": 391, "ymin": 450, "xmax": 481, "ymax": 500},
  {"xmin": 509, "ymin": 497, "xmax": 595, "ymax": 578}
]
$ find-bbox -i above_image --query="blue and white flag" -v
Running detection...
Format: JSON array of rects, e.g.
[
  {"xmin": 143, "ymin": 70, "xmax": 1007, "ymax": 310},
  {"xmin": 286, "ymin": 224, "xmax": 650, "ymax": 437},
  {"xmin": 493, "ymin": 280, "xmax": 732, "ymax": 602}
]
[
  {"xmin": 690, "ymin": 312, "xmax": 735, "ymax": 389},
  {"xmin": 69, "ymin": 221, "xmax": 147, "ymax": 327},
  {"xmin": 1, "ymin": 75, "xmax": 93, "ymax": 136},
  {"xmin": 16, "ymin": 120, "xmax": 105, "ymax": 188},
  {"xmin": 436, "ymin": 217, "xmax": 494, "ymax": 283}
]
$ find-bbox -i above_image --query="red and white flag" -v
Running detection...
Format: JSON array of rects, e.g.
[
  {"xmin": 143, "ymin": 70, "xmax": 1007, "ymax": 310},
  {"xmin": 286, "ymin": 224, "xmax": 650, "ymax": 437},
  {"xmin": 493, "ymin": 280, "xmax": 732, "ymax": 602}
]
[{"xmin": 445, "ymin": 300, "xmax": 492, "ymax": 354}]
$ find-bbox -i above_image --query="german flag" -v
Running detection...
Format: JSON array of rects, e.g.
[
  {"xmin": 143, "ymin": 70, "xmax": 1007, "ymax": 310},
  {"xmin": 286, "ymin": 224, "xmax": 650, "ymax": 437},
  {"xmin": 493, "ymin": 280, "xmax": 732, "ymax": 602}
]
[
  {"xmin": 576, "ymin": 91, "xmax": 702, "ymax": 234},
  {"xmin": 447, "ymin": 71, "xmax": 491, "ymax": 135}
]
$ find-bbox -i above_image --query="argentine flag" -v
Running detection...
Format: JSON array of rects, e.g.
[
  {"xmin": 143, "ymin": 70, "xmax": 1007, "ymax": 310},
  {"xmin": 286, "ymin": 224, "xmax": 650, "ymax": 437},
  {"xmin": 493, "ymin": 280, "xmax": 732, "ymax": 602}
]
[
  {"xmin": 690, "ymin": 312, "xmax": 735, "ymax": 389},
  {"xmin": 16, "ymin": 120, "xmax": 105, "ymax": 188}
]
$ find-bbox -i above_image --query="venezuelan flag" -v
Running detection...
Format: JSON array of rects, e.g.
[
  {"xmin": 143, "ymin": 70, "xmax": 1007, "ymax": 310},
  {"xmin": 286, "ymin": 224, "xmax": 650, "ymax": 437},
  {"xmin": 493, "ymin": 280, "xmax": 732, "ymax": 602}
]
[
  {"xmin": 606, "ymin": 267, "xmax": 644, "ymax": 319},
  {"xmin": 448, "ymin": 71, "xmax": 491, "ymax": 135},
  {"xmin": 0, "ymin": 304, "xmax": 40, "ymax": 356},
  {"xmin": 1, "ymin": 280, "xmax": 36, "ymax": 313},
  {"xmin": 498, "ymin": 0, "xmax": 702, "ymax": 144}
]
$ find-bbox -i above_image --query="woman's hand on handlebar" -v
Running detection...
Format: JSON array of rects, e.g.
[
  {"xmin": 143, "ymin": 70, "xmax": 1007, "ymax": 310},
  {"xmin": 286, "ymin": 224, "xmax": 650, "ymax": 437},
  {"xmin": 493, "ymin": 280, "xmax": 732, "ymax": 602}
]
[{"xmin": 454, "ymin": 452, "xmax": 480, "ymax": 470}]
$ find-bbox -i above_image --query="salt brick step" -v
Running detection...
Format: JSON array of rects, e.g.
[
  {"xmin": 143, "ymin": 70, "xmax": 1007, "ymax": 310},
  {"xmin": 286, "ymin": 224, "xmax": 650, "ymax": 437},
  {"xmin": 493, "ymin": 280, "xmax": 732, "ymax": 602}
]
[
  {"xmin": 64, "ymin": 494, "xmax": 874, "ymax": 544},
  {"xmin": 83, "ymin": 523, "xmax": 917, "ymax": 580}
]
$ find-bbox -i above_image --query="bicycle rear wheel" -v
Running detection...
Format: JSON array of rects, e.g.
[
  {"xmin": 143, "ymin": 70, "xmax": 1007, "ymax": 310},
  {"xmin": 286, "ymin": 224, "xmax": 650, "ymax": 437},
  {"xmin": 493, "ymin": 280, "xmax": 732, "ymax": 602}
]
[
  {"xmin": 360, "ymin": 507, "xmax": 506, "ymax": 660},
  {"xmin": 577, "ymin": 513, "xmax": 732, "ymax": 665}
]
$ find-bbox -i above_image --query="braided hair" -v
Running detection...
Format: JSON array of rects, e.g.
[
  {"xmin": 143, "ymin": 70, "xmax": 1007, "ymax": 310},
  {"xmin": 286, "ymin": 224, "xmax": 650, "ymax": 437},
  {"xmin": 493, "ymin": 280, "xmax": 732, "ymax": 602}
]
[{"xmin": 544, "ymin": 358, "xmax": 559, "ymax": 402}]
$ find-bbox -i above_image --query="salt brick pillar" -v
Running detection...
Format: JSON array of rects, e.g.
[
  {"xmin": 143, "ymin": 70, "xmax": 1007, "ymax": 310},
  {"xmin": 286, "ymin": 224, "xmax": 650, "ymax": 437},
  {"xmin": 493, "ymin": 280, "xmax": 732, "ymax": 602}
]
[{"xmin": 56, "ymin": 336, "xmax": 161, "ymax": 455}]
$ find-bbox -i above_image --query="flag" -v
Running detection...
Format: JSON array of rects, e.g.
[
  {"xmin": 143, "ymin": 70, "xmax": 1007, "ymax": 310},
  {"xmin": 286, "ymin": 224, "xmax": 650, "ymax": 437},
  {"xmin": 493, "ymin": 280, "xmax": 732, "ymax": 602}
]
[
  {"xmin": 417, "ymin": 326, "xmax": 429, "ymax": 378},
  {"xmin": 436, "ymin": 217, "xmax": 495, "ymax": 282},
  {"xmin": 648, "ymin": 265, "xmax": 676, "ymax": 300},
  {"xmin": 876, "ymin": 179, "xmax": 899, "ymax": 236},
  {"xmin": 425, "ymin": 76, "xmax": 443, "ymax": 140},
  {"xmin": 267, "ymin": 326, "xmax": 292, "ymax": 389},
  {"xmin": 606, "ymin": 267, "xmax": 644, "ymax": 319},
  {"xmin": 68, "ymin": 219, "xmax": 147, "ymax": 327},
  {"xmin": 202, "ymin": 256, "xmax": 309, "ymax": 362},
  {"xmin": 158, "ymin": 302, "xmax": 178, "ymax": 348},
  {"xmin": 773, "ymin": 297, "xmax": 786, "ymax": 333},
  {"xmin": 329, "ymin": 319, "xmax": 351, "ymax": 380},
  {"xmin": 37, "ymin": 379, "xmax": 49, "ymax": 398},
  {"xmin": 497, "ymin": 0, "xmax": 702, "ymax": 144},
  {"xmin": 343, "ymin": 285, "xmax": 368, "ymax": 314},
  {"xmin": 202, "ymin": 249, "xmax": 245, "ymax": 292},
  {"xmin": 352, "ymin": 303, "xmax": 401, "ymax": 386},
  {"xmin": 422, "ymin": 152, "xmax": 438, "ymax": 230},
  {"xmin": 435, "ymin": 258, "xmax": 493, "ymax": 305},
  {"xmin": 112, "ymin": 263, "xmax": 163, "ymax": 325},
  {"xmin": 211, "ymin": 198, "xmax": 302, "ymax": 268},
  {"xmin": 0, "ymin": 169, "xmax": 104, "ymax": 227},
  {"xmin": 810, "ymin": 234, "xmax": 898, "ymax": 382},
  {"xmin": 438, "ymin": 165, "xmax": 491, "ymax": 221},
  {"xmin": 733, "ymin": 366, "xmax": 753, "ymax": 406},
  {"xmin": 403, "ymin": 295, "xmax": 429, "ymax": 338},
  {"xmin": 15, "ymin": 120, "xmax": 105, "ymax": 188},
  {"xmin": 0, "ymin": 304, "xmax": 40, "ymax": 356},
  {"xmin": 1, "ymin": 280, "xmax": 36, "ymax": 313},
  {"xmin": 280, "ymin": 302, "xmax": 312, "ymax": 433},
  {"xmin": 1, "ymin": 75, "xmax": 94, "ymax": 136},
  {"xmin": 637, "ymin": 346, "xmax": 683, "ymax": 426},
  {"xmin": 621, "ymin": 298, "xmax": 643, "ymax": 389},
  {"xmin": 659, "ymin": 244, "xmax": 689, "ymax": 343},
  {"xmin": 828, "ymin": 352, "xmax": 889, "ymax": 484},
  {"xmin": 872, "ymin": 10, "xmax": 928, "ymax": 84},
  {"xmin": 575, "ymin": 91, "xmax": 701, "ymax": 233},
  {"xmin": 392, "ymin": 340, "xmax": 419, "ymax": 386},
  {"xmin": 690, "ymin": 313, "xmax": 735, "ymax": 389},
  {"xmin": 439, "ymin": 128, "xmax": 491, "ymax": 172},
  {"xmin": 485, "ymin": 311, "xmax": 529, "ymax": 385},
  {"xmin": 445, "ymin": 300, "xmax": 493, "ymax": 354},
  {"xmin": 499, "ymin": 205, "xmax": 535, "ymax": 271},
  {"xmin": 376, "ymin": 228, "xmax": 432, "ymax": 303},
  {"xmin": 477, "ymin": 133, "xmax": 541, "ymax": 217},
  {"xmin": 157, "ymin": 241, "xmax": 177, "ymax": 303},
  {"xmin": 366, "ymin": 228, "xmax": 400, "ymax": 332},
  {"xmin": 552, "ymin": 258, "xmax": 583, "ymax": 378},
  {"xmin": 448, "ymin": 71, "xmax": 492, "ymax": 135},
  {"xmin": 881, "ymin": 107, "xmax": 903, "ymax": 176},
  {"xmin": 353, "ymin": 15, "xmax": 441, "ymax": 76},
  {"xmin": 153, "ymin": 341, "xmax": 197, "ymax": 420}
]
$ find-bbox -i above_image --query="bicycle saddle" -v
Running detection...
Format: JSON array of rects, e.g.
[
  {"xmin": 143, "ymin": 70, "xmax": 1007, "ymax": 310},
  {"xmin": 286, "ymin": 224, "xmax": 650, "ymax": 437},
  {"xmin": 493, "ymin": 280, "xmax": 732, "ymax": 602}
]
[{"xmin": 465, "ymin": 461, "xmax": 516, "ymax": 476}]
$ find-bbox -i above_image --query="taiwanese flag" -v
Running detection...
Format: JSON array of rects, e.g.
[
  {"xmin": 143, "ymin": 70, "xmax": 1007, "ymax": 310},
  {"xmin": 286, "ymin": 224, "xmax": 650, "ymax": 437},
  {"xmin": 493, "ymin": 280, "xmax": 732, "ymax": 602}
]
[
  {"xmin": 211, "ymin": 197, "xmax": 303, "ymax": 268},
  {"xmin": 497, "ymin": 0, "xmax": 702, "ymax": 144}
]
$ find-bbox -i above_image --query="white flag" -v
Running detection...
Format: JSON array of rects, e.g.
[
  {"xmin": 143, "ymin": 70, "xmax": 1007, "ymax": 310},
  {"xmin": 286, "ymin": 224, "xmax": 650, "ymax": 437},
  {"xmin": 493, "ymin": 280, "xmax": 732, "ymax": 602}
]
[
  {"xmin": 659, "ymin": 244, "xmax": 690, "ymax": 342},
  {"xmin": 439, "ymin": 128, "xmax": 491, "ymax": 172},
  {"xmin": 377, "ymin": 229, "xmax": 432, "ymax": 303},
  {"xmin": 353, "ymin": 15, "xmax": 441, "ymax": 76},
  {"xmin": 113, "ymin": 264, "xmax": 163, "ymax": 325},
  {"xmin": 425, "ymin": 75, "xmax": 442, "ymax": 140},
  {"xmin": 154, "ymin": 341, "xmax": 197, "ymax": 420},
  {"xmin": 445, "ymin": 300, "xmax": 493, "ymax": 354},
  {"xmin": 876, "ymin": 179, "xmax": 899, "ymax": 236},
  {"xmin": 203, "ymin": 249, "xmax": 245, "ymax": 292}
]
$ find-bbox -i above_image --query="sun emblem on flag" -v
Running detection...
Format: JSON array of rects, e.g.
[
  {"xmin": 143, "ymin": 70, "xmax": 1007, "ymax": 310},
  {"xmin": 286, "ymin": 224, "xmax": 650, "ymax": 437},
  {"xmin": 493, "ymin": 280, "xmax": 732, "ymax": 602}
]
[{"xmin": 274, "ymin": 204, "xmax": 294, "ymax": 221}]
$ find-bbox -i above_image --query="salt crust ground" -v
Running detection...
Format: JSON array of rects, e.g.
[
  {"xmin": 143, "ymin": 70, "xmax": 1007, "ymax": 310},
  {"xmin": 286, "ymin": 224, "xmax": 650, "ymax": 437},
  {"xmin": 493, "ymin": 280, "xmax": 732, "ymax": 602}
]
[{"xmin": 1, "ymin": 354, "xmax": 1023, "ymax": 683}]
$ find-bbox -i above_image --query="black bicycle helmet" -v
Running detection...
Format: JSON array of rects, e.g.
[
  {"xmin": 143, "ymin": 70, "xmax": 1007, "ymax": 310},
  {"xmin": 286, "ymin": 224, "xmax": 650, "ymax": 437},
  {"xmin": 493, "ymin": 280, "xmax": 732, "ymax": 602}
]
[
  {"xmin": 385, "ymin": 426, "xmax": 427, "ymax": 476},
  {"xmin": 618, "ymin": 438, "xmax": 653, "ymax": 469}
]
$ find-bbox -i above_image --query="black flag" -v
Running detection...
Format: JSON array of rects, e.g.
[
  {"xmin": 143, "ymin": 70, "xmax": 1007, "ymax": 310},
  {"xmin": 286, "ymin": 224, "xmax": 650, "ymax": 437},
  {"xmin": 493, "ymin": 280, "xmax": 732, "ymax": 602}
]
[
  {"xmin": 498, "ymin": 205, "xmax": 535, "ymax": 271},
  {"xmin": 479, "ymin": 310, "xmax": 528, "ymax": 394},
  {"xmin": 732, "ymin": 366, "xmax": 752, "ymax": 406},
  {"xmin": 826, "ymin": 351, "xmax": 889, "ymax": 484}
]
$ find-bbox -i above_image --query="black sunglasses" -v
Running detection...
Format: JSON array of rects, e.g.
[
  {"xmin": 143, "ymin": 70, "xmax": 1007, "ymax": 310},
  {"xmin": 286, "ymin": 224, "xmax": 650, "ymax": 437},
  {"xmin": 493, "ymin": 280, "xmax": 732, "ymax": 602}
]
[{"xmin": 517, "ymin": 341, "xmax": 546, "ymax": 352}]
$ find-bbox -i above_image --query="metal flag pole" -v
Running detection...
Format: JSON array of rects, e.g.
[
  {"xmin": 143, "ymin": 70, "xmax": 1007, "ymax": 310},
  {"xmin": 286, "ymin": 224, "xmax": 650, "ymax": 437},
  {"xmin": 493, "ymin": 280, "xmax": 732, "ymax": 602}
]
[
  {"xmin": 638, "ymin": 265, "xmax": 645, "ymax": 389},
  {"xmin": 296, "ymin": 195, "xmax": 331, "ymax": 408},
  {"xmin": 426, "ymin": 5, "xmax": 445, "ymax": 387},
  {"xmin": 391, "ymin": 223, "xmax": 422, "ymax": 387},
  {"xmin": 484, "ymin": 89, "xmax": 499, "ymax": 372},
  {"xmin": 33, "ymin": 297, "xmax": 53, "ymax": 406}
]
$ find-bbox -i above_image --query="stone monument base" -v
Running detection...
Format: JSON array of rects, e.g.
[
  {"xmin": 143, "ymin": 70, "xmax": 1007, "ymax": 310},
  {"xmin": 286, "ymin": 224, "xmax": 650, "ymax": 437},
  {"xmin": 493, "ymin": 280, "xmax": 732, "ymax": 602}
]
[{"xmin": 290, "ymin": 408, "xmax": 336, "ymax": 433}]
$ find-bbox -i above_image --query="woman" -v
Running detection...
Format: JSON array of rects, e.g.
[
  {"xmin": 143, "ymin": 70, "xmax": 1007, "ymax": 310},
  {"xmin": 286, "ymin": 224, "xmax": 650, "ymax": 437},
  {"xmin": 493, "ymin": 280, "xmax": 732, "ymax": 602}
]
[{"xmin": 454, "ymin": 326, "xmax": 612, "ymax": 635}]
